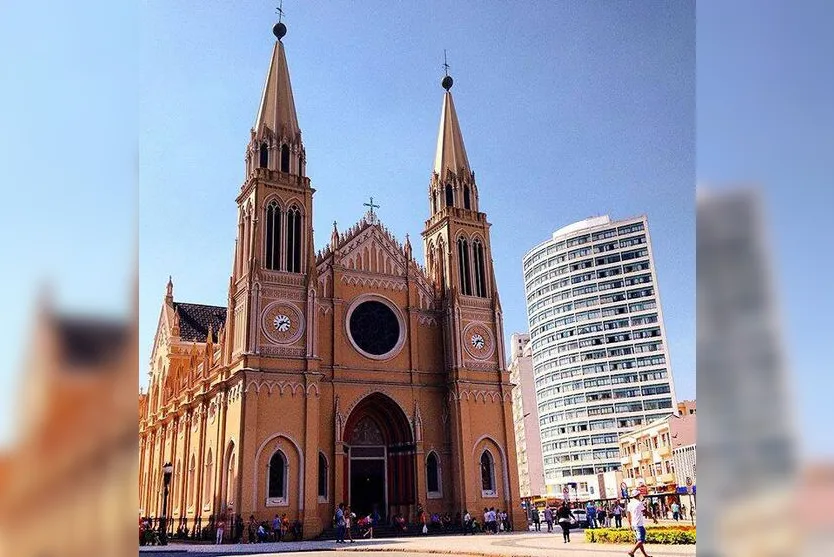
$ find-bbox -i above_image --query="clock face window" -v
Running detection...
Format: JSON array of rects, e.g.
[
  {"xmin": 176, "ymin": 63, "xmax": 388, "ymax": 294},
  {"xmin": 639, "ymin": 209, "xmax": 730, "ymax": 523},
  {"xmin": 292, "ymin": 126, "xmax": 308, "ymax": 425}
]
[
  {"xmin": 471, "ymin": 334, "xmax": 485, "ymax": 350},
  {"xmin": 348, "ymin": 300, "xmax": 400, "ymax": 356}
]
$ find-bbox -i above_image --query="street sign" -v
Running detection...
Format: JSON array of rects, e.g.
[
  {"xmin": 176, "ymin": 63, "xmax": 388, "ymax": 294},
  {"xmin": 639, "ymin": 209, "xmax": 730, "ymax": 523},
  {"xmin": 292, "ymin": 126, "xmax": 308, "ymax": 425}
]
[
  {"xmin": 562, "ymin": 486, "xmax": 570, "ymax": 501},
  {"xmin": 686, "ymin": 476, "xmax": 693, "ymax": 487}
]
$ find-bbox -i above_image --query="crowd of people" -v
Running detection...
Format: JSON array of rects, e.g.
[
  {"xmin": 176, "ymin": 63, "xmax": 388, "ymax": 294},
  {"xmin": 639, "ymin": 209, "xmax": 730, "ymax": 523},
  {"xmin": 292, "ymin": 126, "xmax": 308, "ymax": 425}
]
[
  {"xmin": 139, "ymin": 509, "xmax": 302, "ymax": 545},
  {"xmin": 142, "ymin": 493, "xmax": 695, "ymax": 548}
]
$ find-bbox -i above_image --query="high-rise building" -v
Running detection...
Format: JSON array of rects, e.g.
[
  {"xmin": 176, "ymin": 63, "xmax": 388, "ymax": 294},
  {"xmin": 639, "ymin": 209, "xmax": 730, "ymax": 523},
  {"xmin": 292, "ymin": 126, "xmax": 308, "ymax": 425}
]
[
  {"xmin": 522, "ymin": 215, "xmax": 677, "ymax": 500},
  {"xmin": 509, "ymin": 333, "xmax": 545, "ymax": 498}
]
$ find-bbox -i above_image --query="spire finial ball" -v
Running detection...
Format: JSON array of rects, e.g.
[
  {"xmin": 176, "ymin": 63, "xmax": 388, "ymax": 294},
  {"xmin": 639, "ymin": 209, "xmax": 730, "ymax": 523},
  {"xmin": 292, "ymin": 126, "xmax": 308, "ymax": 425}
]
[
  {"xmin": 441, "ymin": 75, "xmax": 454, "ymax": 91},
  {"xmin": 273, "ymin": 22, "xmax": 287, "ymax": 40}
]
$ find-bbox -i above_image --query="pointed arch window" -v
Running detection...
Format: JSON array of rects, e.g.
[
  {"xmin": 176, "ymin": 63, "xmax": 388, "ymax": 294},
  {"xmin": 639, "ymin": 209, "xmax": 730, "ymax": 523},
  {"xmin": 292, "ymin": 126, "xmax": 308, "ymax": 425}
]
[
  {"xmin": 480, "ymin": 450, "xmax": 496, "ymax": 496},
  {"xmin": 426, "ymin": 452, "xmax": 441, "ymax": 497},
  {"xmin": 174, "ymin": 459, "xmax": 182, "ymax": 510},
  {"xmin": 259, "ymin": 142, "xmax": 269, "ymax": 168},
  {"xmin": 457, "ymin": 237, "xmax": 472, "ymax": 296},
  {"xmin": 473, "ymin": 239, "xmax": 487, "ymax": 297},
  {"xmin": 188, "ymin": 455, "xmax": 196, "ymax": 507},
  {"xmin": 437, "ymin": 239, "xmax": 447, "ymax": 288},
  {"xmin": 280, "ymin": 144, "xmax": 291, "ymax": 173},
  {"xmin": 445, "ymin": 184, "xmax": 454, "ymax": 207},
  {"xmin": 318, "ymin": 452, "xmax": 328, "ymax": 501},
  {"xmin": 286, "ymin": 206, "xmax": 302, "ymax": 273},
  {"xmin": 268, "ymin": 450, "xmax": 288, "ymax": 504},
  {"xmin": 463, "ymin": 185, "xmax": 471, "ymax": 210},
  {"xmin": 265, "ymin": 201, "xmax": 282, "ymax": 270},
  {"xmin": 225, "ymin": 443, "xmax": 237, "ymax": 508},
  {"xmin": 203, "ymin": 449, "xmax": 213, "ymax": 506}
]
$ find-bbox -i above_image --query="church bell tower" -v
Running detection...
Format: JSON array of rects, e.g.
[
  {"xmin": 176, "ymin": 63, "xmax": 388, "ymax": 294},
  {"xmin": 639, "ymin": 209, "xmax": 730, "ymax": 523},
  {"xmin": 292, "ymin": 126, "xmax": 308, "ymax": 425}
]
[
  {"xmin": 422, "ymin": 66, "xmax": 521, "ymax": 522},
  {"xmin": 226, "ymin": 19, "xmax": 317, "ymax": 366},
  {"xmin": 421, "ymin": 69, "xmax": 507, "ymax": 376}
]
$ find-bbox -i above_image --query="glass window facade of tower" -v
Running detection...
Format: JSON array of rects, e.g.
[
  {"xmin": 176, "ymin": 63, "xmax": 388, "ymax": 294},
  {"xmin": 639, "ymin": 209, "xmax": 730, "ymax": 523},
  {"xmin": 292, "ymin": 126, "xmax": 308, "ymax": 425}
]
[{"xmin": 522, "ymin": 215, "xmax": 677, "ymax": 498}]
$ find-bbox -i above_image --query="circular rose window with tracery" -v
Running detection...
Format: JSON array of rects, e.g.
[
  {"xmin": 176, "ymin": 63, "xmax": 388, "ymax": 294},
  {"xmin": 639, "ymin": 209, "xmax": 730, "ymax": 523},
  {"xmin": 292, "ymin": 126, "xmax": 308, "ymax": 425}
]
[{"xmin": 346, "ymin": 296, "xmax": 406, "ymax": 360}]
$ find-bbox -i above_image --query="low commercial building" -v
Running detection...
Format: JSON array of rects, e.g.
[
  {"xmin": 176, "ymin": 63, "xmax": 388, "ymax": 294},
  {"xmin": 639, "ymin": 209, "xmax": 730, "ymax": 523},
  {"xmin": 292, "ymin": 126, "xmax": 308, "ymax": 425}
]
[
  {"xmin": 618, "ymin": 415, "xmax": 677, "ymax": 494},
  {"xmin": 509, "ymin": 333, "xmax": 546, "ymax": 498},
  {"xmin": 677, "ymin": 399, "xmax": 696, "ymax": 416},
  {"xmin": 671, "ymin": 413, "xmax": 696, "ymax": 491}
]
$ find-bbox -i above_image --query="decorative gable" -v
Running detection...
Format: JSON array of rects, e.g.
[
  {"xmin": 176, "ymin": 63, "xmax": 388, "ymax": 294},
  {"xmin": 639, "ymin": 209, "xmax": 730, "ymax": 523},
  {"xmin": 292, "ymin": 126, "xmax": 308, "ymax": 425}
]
[
  {"xmin": 315, "ymin": 214, "xmax": 438, "ymax": 310},
  {"xmin": 339, "ymin": 225, "xmax": 408, "ymax": 276}
]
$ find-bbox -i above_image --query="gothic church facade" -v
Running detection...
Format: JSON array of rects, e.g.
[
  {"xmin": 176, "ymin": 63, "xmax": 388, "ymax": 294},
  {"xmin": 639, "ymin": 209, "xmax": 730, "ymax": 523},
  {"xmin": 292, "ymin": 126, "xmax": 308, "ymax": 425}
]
[{"xmin": 138, "ymin": 22, "xmax": 524, "ymax": 539}]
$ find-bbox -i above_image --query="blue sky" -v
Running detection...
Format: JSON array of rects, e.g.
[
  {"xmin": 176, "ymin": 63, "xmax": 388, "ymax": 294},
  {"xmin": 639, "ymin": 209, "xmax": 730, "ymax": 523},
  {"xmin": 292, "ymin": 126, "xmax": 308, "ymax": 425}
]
[
  {"xmin": 2, "ymin": 1, "xmax": 828, "ymax": 458},
  {"xmin": 138, "ymin": 0, "xmax": 696, "ymax": 404}
]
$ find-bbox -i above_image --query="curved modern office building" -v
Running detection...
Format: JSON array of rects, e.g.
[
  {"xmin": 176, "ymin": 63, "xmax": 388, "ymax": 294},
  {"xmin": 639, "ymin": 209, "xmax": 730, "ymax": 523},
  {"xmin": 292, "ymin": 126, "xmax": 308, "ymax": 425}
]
[{"xmin": 522, "ymin": 215, "xmax": 677, "ymax": 500}]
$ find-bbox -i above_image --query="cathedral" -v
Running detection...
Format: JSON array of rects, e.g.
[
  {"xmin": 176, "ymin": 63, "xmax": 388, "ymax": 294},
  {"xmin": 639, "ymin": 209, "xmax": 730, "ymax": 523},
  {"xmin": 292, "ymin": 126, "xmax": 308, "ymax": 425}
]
[{"xmin": 138, "ymin": 19, "xmax": 524, "ymax": 539}]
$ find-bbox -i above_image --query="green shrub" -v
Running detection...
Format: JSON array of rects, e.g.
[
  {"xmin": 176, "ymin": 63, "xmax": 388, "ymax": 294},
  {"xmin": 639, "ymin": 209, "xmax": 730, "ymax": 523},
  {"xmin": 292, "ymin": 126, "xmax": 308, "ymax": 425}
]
[{"xmin": 585, "ymin": 526, "xmax": 696, "ymax": 544}]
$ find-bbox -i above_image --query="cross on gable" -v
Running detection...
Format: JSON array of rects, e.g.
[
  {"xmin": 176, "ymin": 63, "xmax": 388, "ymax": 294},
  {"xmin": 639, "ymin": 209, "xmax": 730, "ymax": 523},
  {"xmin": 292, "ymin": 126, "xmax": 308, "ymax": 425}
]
[{"xmin": 363, "ymin": 196, "xmax": 380, "ymax": 215}]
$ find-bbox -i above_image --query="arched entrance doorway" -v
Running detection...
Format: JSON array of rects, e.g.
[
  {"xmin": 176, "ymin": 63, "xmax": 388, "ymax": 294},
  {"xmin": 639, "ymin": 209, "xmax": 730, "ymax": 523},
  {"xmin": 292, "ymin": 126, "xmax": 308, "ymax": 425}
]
[{"xmin": 343, "ymin": 393, "xmax": 415, "ymax": 521}]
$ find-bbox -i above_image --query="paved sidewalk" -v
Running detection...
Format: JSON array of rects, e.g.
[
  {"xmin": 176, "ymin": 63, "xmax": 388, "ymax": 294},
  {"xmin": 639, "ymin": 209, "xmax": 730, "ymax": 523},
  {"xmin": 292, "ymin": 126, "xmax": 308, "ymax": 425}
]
[{"xmin": 140, "ymin": 531, "xmax": 696, "ymax": 557}]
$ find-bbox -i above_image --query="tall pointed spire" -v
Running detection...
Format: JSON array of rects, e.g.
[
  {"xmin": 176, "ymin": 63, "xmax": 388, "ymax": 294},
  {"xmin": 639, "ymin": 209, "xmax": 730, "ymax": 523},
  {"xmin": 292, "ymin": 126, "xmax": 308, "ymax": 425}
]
[
  {"xmin": 254, "ymin": 31, "xmax": 300, "ymax": 142},
  {"xmin": 246, "ymin": 11, "xmax": 307, "ymax": 178},
  {"xmin": 433, "ymin": 66, "xmax": 471, "ymax": 181}
]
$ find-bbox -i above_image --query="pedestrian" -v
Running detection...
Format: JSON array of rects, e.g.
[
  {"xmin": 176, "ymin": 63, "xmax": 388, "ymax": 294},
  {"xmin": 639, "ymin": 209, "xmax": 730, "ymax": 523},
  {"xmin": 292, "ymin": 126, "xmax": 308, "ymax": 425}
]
[
  {"xmin": 671, "ymin": 501, "xmax": 680, "ymax": 521},
  {"xmin": 555, "ymin": 501, "xmax": 576, "ymax": 543},
  {"xmin": 215, "ymin": 509, "xmax": 226, "ymax": 544},
  {"xmin": 597, "ymin": 504, "xmax": 607, "ymax": 528},
  {"xmin": 247, "ymin": 515, "xmax": 258, "ymax": 544},
  {"xmin": 680, "ymin": 503, "xmax": 687, "ymax": 520},
  {"xmin": 235, "ymin": 514, "xmax": 244, "ymax": 543},
  {"xmin": 345, "ymin": 506, "xmax": 355, "ymax": 543},
  {"xmin": 585, "ymin": 501, "xmax": 597, "ymax": 529},
  {"xmin": 463, "ymin": 510, "xmax": 472, "ymax": 535},
  {"xmin": 271, "ymin": 514, "xmax": 281, "ymax": 541},
  {"xmin": 532, "ymin": 507, "xmax": 541, "ymax": 531},
  {"xmin": 626, "ymin": 489, "xmax": 652, "ymax": 557},
  {"xmin": 544, "ymin": 505, "xmax": 553, "ymax": 533},
  {"xmin": 335, "ymin": 503, "xmax": 346, "ymax": 543},
  {"xmin": 612, "ymin": 501, "xmax": 623, "ymax": 528}
]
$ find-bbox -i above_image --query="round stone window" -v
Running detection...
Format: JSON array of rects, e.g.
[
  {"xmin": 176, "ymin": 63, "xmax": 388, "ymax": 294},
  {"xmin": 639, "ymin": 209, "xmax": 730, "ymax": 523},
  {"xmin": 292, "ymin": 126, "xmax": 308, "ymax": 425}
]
[{"xmin": 346, "ymin": 297, "xmax": 405, "ymax": 360}]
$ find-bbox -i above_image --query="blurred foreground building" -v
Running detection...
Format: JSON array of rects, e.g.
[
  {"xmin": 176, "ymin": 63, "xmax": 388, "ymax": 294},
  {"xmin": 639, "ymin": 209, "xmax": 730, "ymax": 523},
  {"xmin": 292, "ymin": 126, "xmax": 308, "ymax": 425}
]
[
  {"xmin": 0, "ymin": 291, "xmax": 137, "ymax": 557},
  {"xmin": 522, "ymin": 215, "xmax": 677, "ymax": 500},
  {"xmin": 509, "ymin": 333, "xmax": 545, "ymax": 498},
  {"xmin": 697, "ymin": 187, "xmax": 798, "ymax": 557}
]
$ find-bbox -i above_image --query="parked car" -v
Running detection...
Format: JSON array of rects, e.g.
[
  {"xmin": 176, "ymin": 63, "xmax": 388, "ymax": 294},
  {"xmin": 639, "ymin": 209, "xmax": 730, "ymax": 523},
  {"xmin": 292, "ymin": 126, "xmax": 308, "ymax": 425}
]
[{"xmin": 570, "ymin": 509, "xmax": 588, "ymax": 529}]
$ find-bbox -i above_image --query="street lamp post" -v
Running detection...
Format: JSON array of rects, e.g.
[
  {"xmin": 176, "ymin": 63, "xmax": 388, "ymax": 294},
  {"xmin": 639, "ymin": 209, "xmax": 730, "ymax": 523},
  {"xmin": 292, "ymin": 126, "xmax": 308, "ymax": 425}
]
[{"xmin": 160, "ymin": 462, "xmax": 173, "ymax": 546}]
